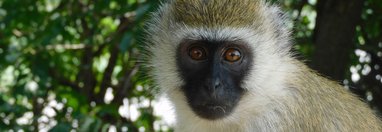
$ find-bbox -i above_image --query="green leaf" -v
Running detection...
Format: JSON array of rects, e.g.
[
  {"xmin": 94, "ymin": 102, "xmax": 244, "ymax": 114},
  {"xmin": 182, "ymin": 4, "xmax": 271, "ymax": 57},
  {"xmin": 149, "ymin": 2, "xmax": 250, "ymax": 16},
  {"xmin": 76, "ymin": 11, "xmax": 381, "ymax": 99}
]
[
  {"xmin": 119, "ymin": 32, "xmax": 133, "ymax": 53},
  {"xmin": 49, "ymin": 123, "xmax": 72, "ymax": 132}
]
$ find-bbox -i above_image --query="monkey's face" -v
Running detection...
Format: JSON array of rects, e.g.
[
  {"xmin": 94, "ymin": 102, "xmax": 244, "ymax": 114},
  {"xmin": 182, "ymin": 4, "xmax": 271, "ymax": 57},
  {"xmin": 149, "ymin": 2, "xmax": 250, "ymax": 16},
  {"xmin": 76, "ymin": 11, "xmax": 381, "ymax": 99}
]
[
  {"xmin": 176, "ymin": 39, "xmax": 253, "ymax": 120},
  {"xmin": 145, "ymin": 0, "xmax": 292, "ymax": 123}
]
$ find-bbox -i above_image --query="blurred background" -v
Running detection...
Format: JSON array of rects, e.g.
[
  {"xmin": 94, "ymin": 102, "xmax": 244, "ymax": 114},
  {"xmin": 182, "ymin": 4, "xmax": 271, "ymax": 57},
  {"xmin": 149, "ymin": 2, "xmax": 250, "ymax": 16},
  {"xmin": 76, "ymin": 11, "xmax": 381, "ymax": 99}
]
[{"xmin": 0, "ymin": 0, "xmax": 381, "ymax": 131}]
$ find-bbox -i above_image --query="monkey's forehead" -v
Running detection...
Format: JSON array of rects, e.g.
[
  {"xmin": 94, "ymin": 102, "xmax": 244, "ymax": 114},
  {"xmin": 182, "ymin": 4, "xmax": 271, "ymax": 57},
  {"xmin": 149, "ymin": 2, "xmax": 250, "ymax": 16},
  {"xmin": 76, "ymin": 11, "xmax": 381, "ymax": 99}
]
[{"xmin": 172, "ymin": 0, "xmax": 264, "ymax": 28}]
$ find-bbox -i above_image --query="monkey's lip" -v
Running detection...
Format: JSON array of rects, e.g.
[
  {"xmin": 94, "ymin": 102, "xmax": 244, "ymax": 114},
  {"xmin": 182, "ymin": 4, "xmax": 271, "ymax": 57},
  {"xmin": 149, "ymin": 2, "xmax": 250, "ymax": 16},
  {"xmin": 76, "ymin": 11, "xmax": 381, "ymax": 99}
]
[
  {"xmin": 202, "ymin": 104, "xmax": 227, "ymax": 112},
  {"xmin": 192, "ymin": 103, "xmax": 232, "ymax": 120}
]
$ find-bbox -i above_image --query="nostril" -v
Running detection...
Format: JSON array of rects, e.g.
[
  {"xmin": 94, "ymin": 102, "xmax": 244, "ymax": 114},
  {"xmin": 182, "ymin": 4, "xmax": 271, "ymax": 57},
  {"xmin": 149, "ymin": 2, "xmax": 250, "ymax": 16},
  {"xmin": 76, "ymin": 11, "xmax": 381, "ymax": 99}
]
[{"xmin": 214, "ymin": 79, "xmax": 221, "ymax": 89}]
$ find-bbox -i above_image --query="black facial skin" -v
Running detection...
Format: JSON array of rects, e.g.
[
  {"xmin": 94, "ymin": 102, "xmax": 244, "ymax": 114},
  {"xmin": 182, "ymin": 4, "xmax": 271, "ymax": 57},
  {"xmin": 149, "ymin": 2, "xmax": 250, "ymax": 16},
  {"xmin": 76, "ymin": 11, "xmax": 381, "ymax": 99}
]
[{"xmin": 176, "ymin": 39, "xmax": 253, "ymax": 120}]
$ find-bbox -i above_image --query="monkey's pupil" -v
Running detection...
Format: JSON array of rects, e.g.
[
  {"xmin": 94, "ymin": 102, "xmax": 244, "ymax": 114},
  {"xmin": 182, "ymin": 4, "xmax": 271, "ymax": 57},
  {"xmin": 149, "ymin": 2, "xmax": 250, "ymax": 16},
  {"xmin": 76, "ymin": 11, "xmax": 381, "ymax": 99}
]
[
  {"xmin": 189, "ymin": 47, "xmax": 205, "ymax": 60},
  {"xmin": 225, "ymin": 49, "xmax": 241, "ymax": 62}
]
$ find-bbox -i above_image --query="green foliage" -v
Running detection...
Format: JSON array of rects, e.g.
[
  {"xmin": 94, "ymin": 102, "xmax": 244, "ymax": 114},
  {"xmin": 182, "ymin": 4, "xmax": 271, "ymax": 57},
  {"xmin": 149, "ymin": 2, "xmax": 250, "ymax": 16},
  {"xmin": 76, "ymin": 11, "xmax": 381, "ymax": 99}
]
[{"xmin": 0, "ymin": 0, "xmax": 165, "ymax": 131}]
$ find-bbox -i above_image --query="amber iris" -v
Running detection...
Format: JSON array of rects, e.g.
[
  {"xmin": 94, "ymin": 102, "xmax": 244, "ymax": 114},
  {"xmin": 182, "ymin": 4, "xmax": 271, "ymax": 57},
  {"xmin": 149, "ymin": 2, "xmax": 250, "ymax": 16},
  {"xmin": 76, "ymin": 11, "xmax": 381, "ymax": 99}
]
[
  {"xmin": 189, "ymin": 46, "xmax": 207, "ymax": 60},
  {"xmin": 224, "ymin": 48, "xmax": 241, "ymax": 62}
]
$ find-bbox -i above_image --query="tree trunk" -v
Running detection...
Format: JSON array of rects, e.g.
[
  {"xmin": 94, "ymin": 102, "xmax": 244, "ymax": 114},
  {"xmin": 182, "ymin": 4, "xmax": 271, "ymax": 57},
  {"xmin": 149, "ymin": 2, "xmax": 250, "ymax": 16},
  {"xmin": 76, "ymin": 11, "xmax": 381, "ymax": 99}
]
[{"xmin": 311, "ymin": 0, "xmax": 364, "ymax": 81}]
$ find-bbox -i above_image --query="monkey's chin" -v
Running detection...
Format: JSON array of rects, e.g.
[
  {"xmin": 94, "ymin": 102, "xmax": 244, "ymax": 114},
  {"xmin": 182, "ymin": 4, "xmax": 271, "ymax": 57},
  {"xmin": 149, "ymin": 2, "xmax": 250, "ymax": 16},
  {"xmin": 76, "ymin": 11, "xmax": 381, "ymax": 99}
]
[{"xmin": 192, "ymin": 104, "xmax": 233, "ymax": 120}]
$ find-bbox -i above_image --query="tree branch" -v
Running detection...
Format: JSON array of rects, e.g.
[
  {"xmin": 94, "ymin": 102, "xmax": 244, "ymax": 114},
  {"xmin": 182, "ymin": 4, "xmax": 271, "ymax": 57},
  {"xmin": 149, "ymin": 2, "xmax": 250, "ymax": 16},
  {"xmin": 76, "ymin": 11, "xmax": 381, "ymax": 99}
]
[
  {"xmin": 49, "ymin": 68, "xmax": 81, "ymax": 93},
  {"xmin": 112, "ymin": 64, "xmax": 139, "ymax": 105},
  {"xmin": 95, "ymin": 15, "xmax": 135, "ymax": 103},
  {"xmin": 293, "ymin": 0, "xmax": 308, "ymax": 22},
  {"xmin": 96, "ymin": 44, "xmax": 120, "ymax": 104}
]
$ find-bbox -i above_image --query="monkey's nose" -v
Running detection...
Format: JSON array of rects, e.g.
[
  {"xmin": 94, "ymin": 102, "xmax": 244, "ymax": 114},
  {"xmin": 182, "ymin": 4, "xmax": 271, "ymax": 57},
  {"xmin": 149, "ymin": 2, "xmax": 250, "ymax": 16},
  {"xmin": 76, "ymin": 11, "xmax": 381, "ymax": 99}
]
[{"xmin": 206, "ymin": 78, "xmax": 222, "ymax": 98}]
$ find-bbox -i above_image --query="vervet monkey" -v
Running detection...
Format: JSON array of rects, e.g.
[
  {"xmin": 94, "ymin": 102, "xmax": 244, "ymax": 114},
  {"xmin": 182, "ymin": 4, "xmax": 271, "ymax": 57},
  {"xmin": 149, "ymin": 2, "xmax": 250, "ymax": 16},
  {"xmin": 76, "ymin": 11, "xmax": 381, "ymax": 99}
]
[{"xmin": 142, "ymin": 0, "xmax": 382, "ymax": 131}]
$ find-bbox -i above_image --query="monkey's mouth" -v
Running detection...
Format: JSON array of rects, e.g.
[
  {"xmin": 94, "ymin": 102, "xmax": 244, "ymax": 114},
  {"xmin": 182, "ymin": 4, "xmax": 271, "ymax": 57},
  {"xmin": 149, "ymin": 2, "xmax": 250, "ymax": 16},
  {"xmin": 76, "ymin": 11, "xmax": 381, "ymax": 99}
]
[{"xmin": 192, "ymin": 103, "xmax": 233, "ymax": 120}]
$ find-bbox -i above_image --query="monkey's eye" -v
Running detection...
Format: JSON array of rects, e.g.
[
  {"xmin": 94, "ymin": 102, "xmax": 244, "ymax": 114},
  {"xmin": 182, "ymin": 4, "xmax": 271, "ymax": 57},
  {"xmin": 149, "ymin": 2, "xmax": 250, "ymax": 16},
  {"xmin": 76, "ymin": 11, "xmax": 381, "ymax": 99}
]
[
  {"xmin": 224, "ymin": 48, "xmax": 241, "ymax": 62},
  {"xmin": 188, "ymin": 46, "xmax": 207, "ymax": 60}
]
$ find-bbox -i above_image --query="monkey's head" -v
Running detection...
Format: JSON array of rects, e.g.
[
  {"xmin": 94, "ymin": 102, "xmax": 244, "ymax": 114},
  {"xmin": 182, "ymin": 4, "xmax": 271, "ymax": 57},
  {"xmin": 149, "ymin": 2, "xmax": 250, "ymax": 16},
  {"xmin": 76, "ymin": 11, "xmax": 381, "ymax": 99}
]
[{"xmin": 143, "ymin": 0, "xmax": 293, "ymax": 121}]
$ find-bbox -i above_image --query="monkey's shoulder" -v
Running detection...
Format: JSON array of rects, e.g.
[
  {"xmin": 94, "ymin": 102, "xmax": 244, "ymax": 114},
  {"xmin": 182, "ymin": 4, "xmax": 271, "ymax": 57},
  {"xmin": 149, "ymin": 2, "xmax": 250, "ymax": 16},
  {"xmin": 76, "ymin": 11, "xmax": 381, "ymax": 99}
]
[{"xmin": 283, "ymin": 63, "xmax": 382, "ymax": 131}]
